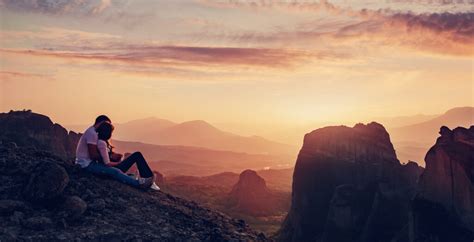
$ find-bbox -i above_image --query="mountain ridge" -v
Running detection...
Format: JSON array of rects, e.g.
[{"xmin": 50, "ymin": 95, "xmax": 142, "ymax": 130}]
[
  {"xmin": 390, "ymin": 106, "xmax": 474, "ymax": 165},
  {"xmin": 67, "ymin": 117, "xmax": 296, "ymax": 156}
]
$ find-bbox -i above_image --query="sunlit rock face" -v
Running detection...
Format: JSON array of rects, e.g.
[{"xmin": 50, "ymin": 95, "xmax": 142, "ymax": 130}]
[
  {"xmin": 412, "ymin": 126, "xmax": 474, "ymax": 241},
  {"xmin": 278, "ymin": 122, "xmax": 422, "ymax": 242}
]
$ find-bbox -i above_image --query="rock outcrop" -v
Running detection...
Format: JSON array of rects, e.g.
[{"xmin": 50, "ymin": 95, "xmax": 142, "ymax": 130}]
[
  {"xmin": 278, "ymin": 122, "xmax": 422, "ymax": 242},
  {"xmin": 228, "ymin": 170, "xmax": 273, "ymax": 216},
  {"xmin": 411, "ymin": 126, "xmax": 474, "ymax": 241},
  {"xmin": 0, "ymin": 111, "xmax": 268, "ymax": 241},
  {"xmin": 0, "ymin": 143, "xmax": 268, "ymax": 241},
  {"xmin": 0, "ymin": 110, "xmax": 80, "ymax": 161}
]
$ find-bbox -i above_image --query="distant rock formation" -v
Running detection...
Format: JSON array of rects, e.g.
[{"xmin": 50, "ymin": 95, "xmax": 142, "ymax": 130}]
[
  {"xmin": 0, "ymin": 110, "xmax": 80, "ymax": 161},
  {"xmin": 278, "ymin": 122, "xmax": 423, "ymax": 242},
  {"xmin": 228, "ymin": 170, "xmax": 273, "ymax": 216},
  {"xmin": 411, "ymin": 126, "xmax": 474, "ymax": 241}
]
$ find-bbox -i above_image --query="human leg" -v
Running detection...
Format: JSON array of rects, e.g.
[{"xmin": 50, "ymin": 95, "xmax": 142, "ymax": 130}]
[
  {"xmin": 85, "ymin": 162, "xmax": 139, "ymax": 187},
  {"xmin": 115, "ymin": 152, "xmax": 153, "ymax": 178}
]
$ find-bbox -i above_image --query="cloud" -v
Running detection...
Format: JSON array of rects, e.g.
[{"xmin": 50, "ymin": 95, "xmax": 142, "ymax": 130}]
[
  {"xmin": 199, "ymin": 0, "xmax": 473, "ymax": 13},
  {"xmin": 196, "ymin": 1, "xmax": 474, "ymax": 56},
  {"xmin": 332, "ymin": 12, "xmax": 474, "ymax": 56},
  {"xmin": 1, "ymin": 42, "xmax": 343, "ymax": 81},
  {"xmin": 0, "ymin": 45, "xmax": 319, "ymax": 68},
  {"xmin": 92, "ymin": 0, "xmax": 111, "ymax": 14},
  {"xmin": 0, "ymin": 0, "xmax": 120, "ymax": 15},
  {"xmin": 0, "ymin": 71, "xmax": 51, "ymax": 81}
]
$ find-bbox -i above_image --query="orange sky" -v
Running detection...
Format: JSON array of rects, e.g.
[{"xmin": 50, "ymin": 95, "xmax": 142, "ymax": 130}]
[{"xmin": 1, "ymin": 0, "xmax": 473, "ymax": 137}]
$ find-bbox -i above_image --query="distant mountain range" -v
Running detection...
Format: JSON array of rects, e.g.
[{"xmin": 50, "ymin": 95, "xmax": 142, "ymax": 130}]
[
  {"xmin": 66, "ymin": 106, "xmax": 472, "ymax": 167},
  {"xmin": 67, "ymin": 117, "xmax": 297, "ymax": 156},
  {"xmin": 390, "ymin": 106, "xmax": 473, "ymax": 143},
  {"xmin": 112, "ymin": 140, "xmax": 293, "ymax": 177},
  {"xmin": 371, "ymin": 113, "xmax": 438, "ymax": 128},
  {"xmin": 388, "ymin": 106, "xmax": 473, "ymax": 165}
]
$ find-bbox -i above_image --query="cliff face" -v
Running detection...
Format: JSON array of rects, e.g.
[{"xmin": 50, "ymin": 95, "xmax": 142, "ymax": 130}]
[
  {"xmin": 411, "ymin": 126, "xmax": 474, "ymax": 241},
  {"xmin": 0, "ymin": 110, "xmax": 80, "ymax": 161},
  {"xmin": 279, "ymin": 122, "xmax": 422, "ymax": 242}
]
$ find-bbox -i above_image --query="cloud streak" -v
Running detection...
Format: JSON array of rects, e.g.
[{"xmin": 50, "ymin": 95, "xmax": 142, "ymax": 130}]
[
  {"xmin": 1, "ymin": 45, "xmax": 318, "ymax": 68},
  {"xmin": 0, "ymin": 0, "xmax": 120, "ymax": 15},
  {"xmin": 197, "ymin": 0, "xmax": 474, "ymax": 56}
]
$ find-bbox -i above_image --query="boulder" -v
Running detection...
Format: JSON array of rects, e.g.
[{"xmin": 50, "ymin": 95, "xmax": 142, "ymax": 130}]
[
  {"xmin": 23, "ymin": 161, "xmax": 69, "ymax": 203},
  {"xmin": 60, "ymin": 196, "xmax": 87, "ymax": 219}
]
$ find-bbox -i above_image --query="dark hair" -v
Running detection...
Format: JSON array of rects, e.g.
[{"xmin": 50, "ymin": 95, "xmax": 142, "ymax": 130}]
[
  {"xmin": 96, "ymin": 122, "xmax": 114, "ymax": 141},
  {"xmin": 95, "ymin": 115, "xmax": 111, "ymax": 125}
]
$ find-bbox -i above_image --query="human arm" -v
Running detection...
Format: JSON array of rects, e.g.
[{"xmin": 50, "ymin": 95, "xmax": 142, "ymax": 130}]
[
  {"xmin": 85, "ymin": 128, "xmax": 101, "ymax": 161},
  {"xmin": 109, "ymin": 152, "xmax": 123, "ymax": 162},
  {"xmin": 97, "ymin": 141, "xmax": 111, "ymax": 165}
]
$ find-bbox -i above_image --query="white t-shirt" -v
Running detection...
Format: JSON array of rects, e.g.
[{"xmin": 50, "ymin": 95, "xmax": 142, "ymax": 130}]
[
  {"xmin": 75, "ymin": 126, "xmax": 98, "ymax": 168},
  {"xmin": 97, "ymin": 140, "xmax": 111, "ymax": 165}
]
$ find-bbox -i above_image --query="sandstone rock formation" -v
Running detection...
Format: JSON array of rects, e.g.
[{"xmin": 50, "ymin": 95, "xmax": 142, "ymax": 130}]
[
  {"xmin": 278, "ymin": 122, "xmax": 423, "ymax": 242},
  {"xmin": 411, "ymin": 126, "xmax": 474, "ymax": 241}
]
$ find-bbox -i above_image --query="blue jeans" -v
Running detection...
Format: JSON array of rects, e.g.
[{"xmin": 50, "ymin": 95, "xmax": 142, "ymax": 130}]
[{"xmin": 85, "ymin": 162, "xmax": 139, "ymax": 187}]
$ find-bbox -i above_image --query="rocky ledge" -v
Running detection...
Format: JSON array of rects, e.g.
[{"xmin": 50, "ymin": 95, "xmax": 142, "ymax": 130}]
[{"xmin": 0, "ymin": 144, "xmax": 268, "ymax": 241}]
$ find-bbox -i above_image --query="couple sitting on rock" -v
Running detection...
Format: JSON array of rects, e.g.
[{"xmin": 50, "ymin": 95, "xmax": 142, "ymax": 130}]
[{"xmin": 75, "ymin": 115, "xmax": 160, "ymax": 190}]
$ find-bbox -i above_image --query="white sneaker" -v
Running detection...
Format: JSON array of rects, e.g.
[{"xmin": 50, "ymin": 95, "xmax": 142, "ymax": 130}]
[
  {"xmin": 150, "ymin": 182, "xmax": 161, "ymax": 191},
  {"xmin": 138, "ymin": 177, "xmax": 154, "ymax": 189}
]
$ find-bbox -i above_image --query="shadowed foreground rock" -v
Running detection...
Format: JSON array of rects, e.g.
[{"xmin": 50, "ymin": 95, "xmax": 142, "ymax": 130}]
[
  {"xmin": 0, "ymin": 145, "xmax": 268, "ymax": 241},
  {"xmin": 0, "ymin": 110, "xmax": 80, "ymax": 161},
  {"xmin": 411, "ymin": 126, "xmax": 474, "ymax": 241}
]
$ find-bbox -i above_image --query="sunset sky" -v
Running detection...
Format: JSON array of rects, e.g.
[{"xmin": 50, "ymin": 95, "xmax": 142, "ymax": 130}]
[{"xmin": 0, "ymin": 0, "xmax": 473, "ymax": 138}]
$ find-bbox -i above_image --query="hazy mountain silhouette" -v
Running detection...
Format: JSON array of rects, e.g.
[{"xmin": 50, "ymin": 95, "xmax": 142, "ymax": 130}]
[
  {"xmin": 389, "ymin": 107, "xmax": 473, "ymax": 165},
  {"xmin": 68, "ymin": 117, "xmax": 296, "ymax": 156},
  {"xmin": 112, "ymin": 140, "xmax": 292, "ymax": 177},
  {"xmin": 371, "ymin": 113, "xmax": 438, "ymax": 128},
  {"xmin": 113, "ymin": 117, "xmax": 177, "ymax": 141},
  {"xmin": 391, "ymin": 107, "xmax": 473, "ymax": 143}
]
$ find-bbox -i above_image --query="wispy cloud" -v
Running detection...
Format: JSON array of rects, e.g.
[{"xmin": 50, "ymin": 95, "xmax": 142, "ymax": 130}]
[
  {"xmin": 0, "ymin": 0, "xmax": 122, "ymax": 15},
  {"xmin": 0, "ymin": 45, "xmax": 317, "ymax": 68},
  {"xmin": 195, "ymin": 1, "xmax": 474, "ymax": 56},
  {"xmin": 0, "ymin": 71, "xmax": 51, "ymax": 81}
]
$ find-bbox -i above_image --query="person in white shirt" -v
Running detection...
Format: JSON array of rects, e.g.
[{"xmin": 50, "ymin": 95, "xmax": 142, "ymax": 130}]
[
  {"xmin": 75, "ymin": 115, "xmax": 109, "ymax": 168},
  {"xmin": 75, "ymin": 115, "xmax": 156, "ymax": 189}
]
